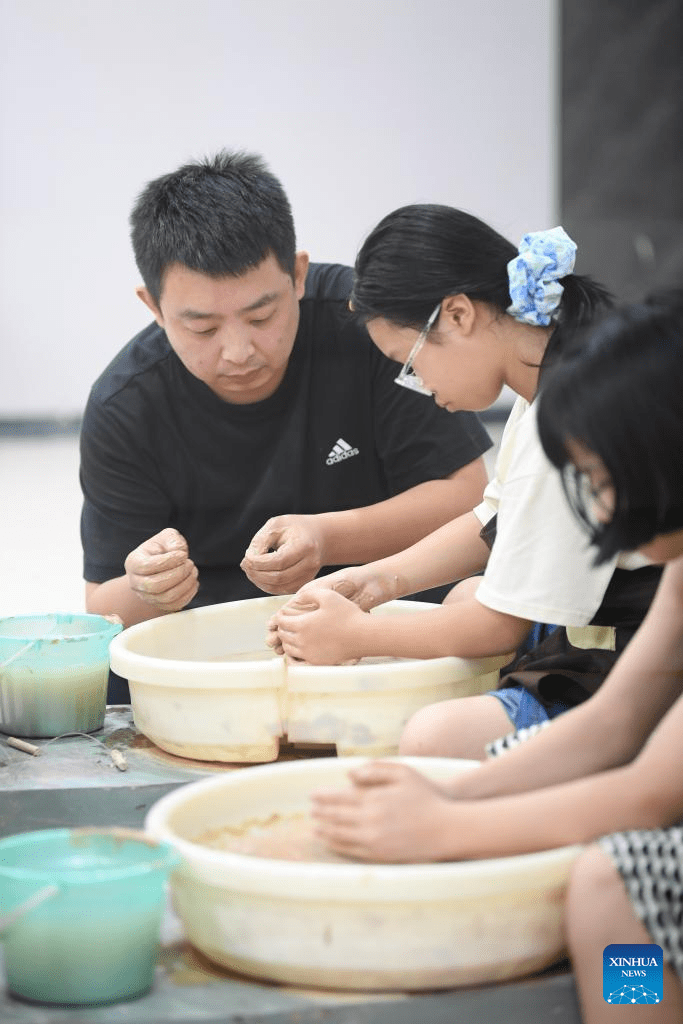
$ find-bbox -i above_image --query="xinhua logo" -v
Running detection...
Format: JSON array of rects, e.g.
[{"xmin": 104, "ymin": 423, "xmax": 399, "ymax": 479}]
[{"xmin": 603, "ymin": 944, "xmax": 663, "ymax": 1004}]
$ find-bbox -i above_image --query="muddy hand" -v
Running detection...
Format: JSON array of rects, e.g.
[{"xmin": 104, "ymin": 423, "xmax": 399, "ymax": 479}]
[
  {"xmin": 124, "ymin": 528, "xmax": 198, "ymax": 613},
  {"xmin": 306, "ymin": 567, "xmax": 399, "ymax": 613},
  {"xmin": 311, "ymin": 762, "xmax": 455, "ymax": 862},
  {"xmin": 266, "ymin": 592, "xmax": 319, "ymax": 659},
  {"xmin": 270, "ymin": 589, "xmax": 367, "ymax": 665},
  {"xmin": 242, "ymin": 515, "xmax": 325, "ymax": 595}
]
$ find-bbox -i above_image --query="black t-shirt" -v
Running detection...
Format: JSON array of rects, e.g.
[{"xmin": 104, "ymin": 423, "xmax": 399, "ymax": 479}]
[{"xmin": 80, "ymin": 263, "xmax": 492, "ymax": 606}]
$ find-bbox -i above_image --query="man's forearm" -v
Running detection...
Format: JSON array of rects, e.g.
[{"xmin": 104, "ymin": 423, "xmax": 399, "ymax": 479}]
[{"xmin": 85, "ymin": 577, "xmax": 162, "ymax": 628}]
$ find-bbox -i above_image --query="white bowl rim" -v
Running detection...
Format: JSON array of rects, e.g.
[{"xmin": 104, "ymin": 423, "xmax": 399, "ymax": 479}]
[
  {"xmin": 109, "ymin": 597, "xmax": 507, "ymax": 676},
  {"xmin": 145, "ymin": 755, "xmax": 583, "ymax": 894},
  {"xmin": 109, "ymin": 634, "xmax": 284, "ymax": 683}
]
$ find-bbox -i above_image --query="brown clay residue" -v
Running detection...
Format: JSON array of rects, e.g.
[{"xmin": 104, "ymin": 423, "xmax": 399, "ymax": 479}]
[
  {"xmin": 162, "ymin": 942, "xmax": 301, "ymax": 990},
  {"xmin": 103, "ymin": 727, "xmax": 154, "ymax": 750},
  {"xmin": 103, "ymin": 727, "xmax": 337, "ymax": 771},
  {"xmin": 194, "ymin": 812, "xmax": 356, "ymax": 864},
  {"xmin": 162, "ymin": 942, "xmax": 242, "ymax": 986},
  {"xmin": 198, "ymin": 812, "xmax": 282, "ymax": 841},
  {"xmin": 278, "ymin": 740, "xmax": 338, "ymax": 761}
]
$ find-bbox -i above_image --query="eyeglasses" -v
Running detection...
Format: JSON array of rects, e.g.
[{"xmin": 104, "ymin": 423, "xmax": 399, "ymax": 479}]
[
  {"xmin": 394, "ymin": 303, "xmax": 441, "ymax": 397},
  {"xmin": 564, "ymin": 466, "xmax": 615, "ymax": 523}
]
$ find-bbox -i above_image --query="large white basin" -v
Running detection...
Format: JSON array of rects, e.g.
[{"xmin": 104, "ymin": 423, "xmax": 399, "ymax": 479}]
[
  {"xmin": 145, "ymin": 757, "xmax": 582, "ymax": 990},
  {"xmin": 110, "ymin": 596, "xmax": 507, "ymax": 762}
]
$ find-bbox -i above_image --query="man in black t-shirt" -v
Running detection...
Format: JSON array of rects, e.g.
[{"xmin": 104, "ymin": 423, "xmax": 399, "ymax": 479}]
[{"xmin": 81, "ymin": 151, "xmax": 491, "ymax": 697}]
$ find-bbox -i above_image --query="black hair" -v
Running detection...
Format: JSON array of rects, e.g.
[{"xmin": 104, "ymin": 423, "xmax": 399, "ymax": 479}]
[
  {"xmin": 350, "ymin": 204, "xmax": 611, "ymax": 378},
  {"xmin": 537, "ymin": 290, "xmax": 683, "ymax": 563},
  {"xmin": 129, "ymin": 150, "xmax": 296, "ymax": 304}
]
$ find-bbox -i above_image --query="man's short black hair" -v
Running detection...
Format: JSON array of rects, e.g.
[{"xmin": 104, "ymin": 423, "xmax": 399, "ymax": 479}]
[{"xmin": 130, "ymin": 150, "xmax": 296, "ymax": 303}]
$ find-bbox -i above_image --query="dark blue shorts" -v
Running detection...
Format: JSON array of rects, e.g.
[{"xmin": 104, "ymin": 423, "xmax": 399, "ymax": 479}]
[{"xmin": 489, "ymin": 683, "xmax": 570, "ymax": 730}]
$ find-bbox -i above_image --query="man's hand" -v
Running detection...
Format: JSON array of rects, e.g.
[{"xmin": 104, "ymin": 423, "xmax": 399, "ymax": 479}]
[
  {"xmin": 124, "ymin": 528, "xmax": 198, "ymax": 613},
  {"xmin": 311, "ymin": 761, "xmax": 458, "ymax": 862},
  {"xmin": 241, "ymin": 515, "xmax": 326, "ymax": 594}
]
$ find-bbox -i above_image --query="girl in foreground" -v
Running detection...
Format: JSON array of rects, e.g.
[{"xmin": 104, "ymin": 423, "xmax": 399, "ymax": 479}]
[
  {"xmin": 271, "ymin": 205, "xmax": 660, "ymax": 757},
  {"xmin": 309, "ymin": 293, "xmax": 683, "ymax": 1022}
]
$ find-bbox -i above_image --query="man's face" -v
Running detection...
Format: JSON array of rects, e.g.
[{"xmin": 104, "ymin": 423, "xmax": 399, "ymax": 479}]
[{"xmin": 137, "ymin": 252, "xmax": 309, "ymax": 404}]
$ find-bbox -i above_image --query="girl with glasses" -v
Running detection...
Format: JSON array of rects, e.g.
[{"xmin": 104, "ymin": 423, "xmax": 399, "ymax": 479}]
[
  {"xmin": 303, "ymin": 292, "xmax": 683, "ymax": 1023},
  {"xmin": 270, "ymin": 205, "xmax": 661, "ymax": 759}
]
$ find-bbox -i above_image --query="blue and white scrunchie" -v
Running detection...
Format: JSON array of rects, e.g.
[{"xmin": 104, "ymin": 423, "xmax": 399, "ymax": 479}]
[{"xmin": 507, "ymin": 226, "xmax": 577, "ymax": 327}]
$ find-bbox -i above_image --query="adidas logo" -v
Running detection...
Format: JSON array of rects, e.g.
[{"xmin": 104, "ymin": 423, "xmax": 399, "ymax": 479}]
[{"xmin": 326, "ymin": 437, "xmax": 360, "ymax": 466}]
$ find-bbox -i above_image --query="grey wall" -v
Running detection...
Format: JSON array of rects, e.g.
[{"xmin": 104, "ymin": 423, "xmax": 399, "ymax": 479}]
[
  {"xmin": 0, "ymin": 0, "xmax": 557, "ymax": 419},
  {"xmin": 561, "ymin": 0, "xmax": 683, "ymax": 301}
]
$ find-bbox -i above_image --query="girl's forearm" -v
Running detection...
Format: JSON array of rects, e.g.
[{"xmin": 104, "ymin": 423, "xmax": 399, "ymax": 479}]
[
  {"xmin": 442, "ymin": 694, "xmax": 636, "ymax": 801},
  {"xmin": 436, "ymin": 762, "xmax": 678, "ymax": 862},
  {"xmin": 362, "ymin": 512, "xmax": 491, "ymax": 600},
  {"xmin": 316, "ymin": 463, "xmax": 488, "ymax": 567},
  {"xmin": 445, "ymin": 561, "xmax": 683, "ymax": 802},
  {"xmin": 355, "ymin": 598, "xmax": 529, "ymax": 660}
]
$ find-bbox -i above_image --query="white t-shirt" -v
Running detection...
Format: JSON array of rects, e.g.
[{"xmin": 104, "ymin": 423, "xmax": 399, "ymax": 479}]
[{"xmin": 474, "ymin": 396, "xmax": 647, "ymax": 629}]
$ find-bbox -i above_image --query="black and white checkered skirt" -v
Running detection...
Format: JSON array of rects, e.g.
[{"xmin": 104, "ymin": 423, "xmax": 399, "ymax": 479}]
[
  {"xmin": 600, "ymin": 828, "xmax": 683, "ymax": 983},
  {"xmin": 486, "ymin": 724, "xmax": 683, "ymax": 982}
]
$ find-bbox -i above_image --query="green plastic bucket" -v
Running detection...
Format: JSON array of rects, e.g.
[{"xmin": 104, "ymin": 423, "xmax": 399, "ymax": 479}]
[
  {"xmin": 0, "ymin": 613, "xmax": 122, "ymax": 737},
  {"xmin": 0, "ymin": 828, "xmax": 180, "ymax": 1005}
]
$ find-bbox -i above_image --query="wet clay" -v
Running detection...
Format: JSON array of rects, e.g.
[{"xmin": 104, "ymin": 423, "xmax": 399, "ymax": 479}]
[
  {"xmin": 194, "ymin": 812, "xmax": 355, "ymax": 864},
  {"xmin": 205, "ymin": 653, "xmax": 406, "ymax": 665},
  {"xmin": 206, "ymin": 651, "xmax": 277, "ymax": 662}
]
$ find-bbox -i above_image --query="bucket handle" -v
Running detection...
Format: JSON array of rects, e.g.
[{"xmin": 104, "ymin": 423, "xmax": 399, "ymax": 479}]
[{"xmin": 0, "ymin": 884, "xmax": 60, "ymax": 936}]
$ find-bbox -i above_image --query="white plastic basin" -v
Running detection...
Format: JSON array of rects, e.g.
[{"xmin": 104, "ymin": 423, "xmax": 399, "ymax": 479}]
[
  {"xmin": 145, "ymin": 757, "xmax": 582, "ymax": 990},
  {"xmin": 110, "ymin": 596, "xmax": 508, "ymax": 762}
]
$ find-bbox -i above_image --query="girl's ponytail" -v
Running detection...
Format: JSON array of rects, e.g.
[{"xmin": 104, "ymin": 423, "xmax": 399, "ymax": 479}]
[{"xmin": 540, "ymin": 273, "xmax": 614, "ymax": 376}]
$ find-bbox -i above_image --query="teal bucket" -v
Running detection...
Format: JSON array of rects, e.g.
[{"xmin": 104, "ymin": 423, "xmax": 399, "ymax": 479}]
[
  {"xmin": 0, "ymin": 828, "xmax": 180, "ymax": 1005},
  {"xmin": 0, "ymin": 613, "xmax": 122, "ymax": 737}
]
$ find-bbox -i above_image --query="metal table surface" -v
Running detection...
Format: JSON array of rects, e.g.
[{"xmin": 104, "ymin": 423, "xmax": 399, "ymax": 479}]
[
  {"xmin": 0, "ymin": 710, "xmax": 581, "ymax": 1023},
  {"xmin": 0, "ymin": 707, "xmax": 249, "ymax": 838}
]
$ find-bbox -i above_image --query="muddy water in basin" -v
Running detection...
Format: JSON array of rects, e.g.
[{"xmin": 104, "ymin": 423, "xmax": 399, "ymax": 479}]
[{"xmin": 195, "ymin": 812, "xmax": 354, "ymax": 863}]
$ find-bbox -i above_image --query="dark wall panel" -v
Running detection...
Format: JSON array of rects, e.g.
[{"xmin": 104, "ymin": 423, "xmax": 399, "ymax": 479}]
[{"xmin": 562, "ymin": 0, "xmax": 683, "ymax": 300}]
